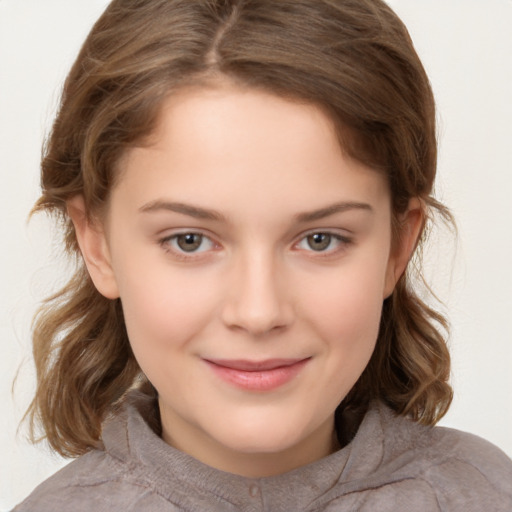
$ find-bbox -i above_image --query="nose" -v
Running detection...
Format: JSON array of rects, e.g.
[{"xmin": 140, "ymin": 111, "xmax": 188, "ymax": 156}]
[{"xmin": 221, "ymin": 249, "xmax": 294, "ymax": 336}]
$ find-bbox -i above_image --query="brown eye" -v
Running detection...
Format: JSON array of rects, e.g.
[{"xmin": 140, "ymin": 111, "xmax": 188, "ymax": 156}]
[
  {"xmin": 160, "ymin": 232, "xmax": 216, "ymax": 258},
  {"xmin": 176, "ymin": 233, "xmax": 203, "ymax": 252},
  {"xmin": 306, "ymin": 233, "xmax": 332, "ymax": 251}
]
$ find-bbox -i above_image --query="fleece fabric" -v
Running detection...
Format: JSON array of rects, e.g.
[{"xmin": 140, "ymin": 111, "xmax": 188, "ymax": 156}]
[{"xmin": 14, "ymin": 391, "xmax": 512, "ymax": 511}]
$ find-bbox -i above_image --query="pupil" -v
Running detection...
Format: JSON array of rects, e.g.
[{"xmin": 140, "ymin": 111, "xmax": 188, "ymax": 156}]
[
  {"xmin": 308, "ymin": 233, "xmax": 331, "ymax": 251},
  {"xmin": 177, "ymin": 234, "xmax": 202, "ymax": 252}
]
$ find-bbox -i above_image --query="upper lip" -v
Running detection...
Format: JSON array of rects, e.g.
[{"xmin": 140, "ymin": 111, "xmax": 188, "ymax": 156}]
[{"xmin": 204, "ymin": 358, "xmax": 309, "ymax": 372}]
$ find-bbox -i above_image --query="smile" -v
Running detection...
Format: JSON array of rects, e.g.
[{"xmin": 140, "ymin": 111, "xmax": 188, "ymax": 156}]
[{"xmin": 203, "ymin": 358, "xmax": 311, "ymax": 391}]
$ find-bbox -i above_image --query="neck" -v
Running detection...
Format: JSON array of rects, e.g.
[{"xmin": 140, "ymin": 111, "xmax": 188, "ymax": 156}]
[{"xmin": 160, "ymin": 411, "xmax": 339, "ymax": 478}]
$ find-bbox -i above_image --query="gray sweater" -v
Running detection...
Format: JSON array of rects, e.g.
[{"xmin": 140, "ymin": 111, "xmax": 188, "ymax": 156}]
[{"xmin": 14, "ymin": 392, "xmax": 512, "ymax": 511}]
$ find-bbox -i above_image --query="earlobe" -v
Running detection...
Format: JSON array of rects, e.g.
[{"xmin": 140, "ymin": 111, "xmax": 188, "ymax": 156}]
[
  {"xmin": 67, "ymin": 196, "xmax": 120, "ymax": 299},
  {"xmin": 383, "ymin": 198, "xmax": 424, "ymax": 298}
]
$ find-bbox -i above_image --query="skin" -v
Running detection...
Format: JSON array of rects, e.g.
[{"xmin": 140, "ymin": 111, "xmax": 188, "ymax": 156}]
[{"xmin": 70, "ymin": 84, "xmax": 422, "ymax": 478}]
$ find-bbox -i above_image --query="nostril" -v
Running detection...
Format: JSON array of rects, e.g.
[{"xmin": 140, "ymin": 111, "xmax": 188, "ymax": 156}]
[{"xmin": 221, "ymin": 297, "xmax": 294, "ymax": 336}]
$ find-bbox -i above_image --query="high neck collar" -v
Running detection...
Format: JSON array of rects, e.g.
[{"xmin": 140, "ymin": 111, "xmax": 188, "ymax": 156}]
[{"xmin": 100, "ymin": 390, "xmax": 393, "ymax": 510}]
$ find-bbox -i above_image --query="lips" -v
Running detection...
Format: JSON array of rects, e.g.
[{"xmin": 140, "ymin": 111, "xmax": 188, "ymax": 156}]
[
  {"xmin": 207, "ymin": 358, "xmax": 306, "ymax": 371},
  {"xmin": 204, "ymin": 358, "xmax": 310, "ymax": 391}
]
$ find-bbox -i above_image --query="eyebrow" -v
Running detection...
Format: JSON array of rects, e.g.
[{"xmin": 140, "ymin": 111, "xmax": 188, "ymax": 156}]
[
  {"xmin": 139, "ymin": 200, "xmax": 373, "ymax": 222},
  {"xmin": 139, "ymin": 200, "xmax": 226, "ymax": 221},
  {"xmin": 294, "ymin": 201, "xmax": 373, "ymax": 222}
]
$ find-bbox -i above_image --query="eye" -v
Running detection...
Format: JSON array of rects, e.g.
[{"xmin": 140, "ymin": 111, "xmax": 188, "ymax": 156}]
[
  {"xmin": 296, "ymin": 232, "xmax": 350, "ymax": 253},
  {"xmin": 161, "ymin": 232, "xmax": 216, "ymax": 254}
]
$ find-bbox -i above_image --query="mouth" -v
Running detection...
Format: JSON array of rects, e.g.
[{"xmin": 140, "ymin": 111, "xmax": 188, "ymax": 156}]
[{"xmin": 203, "ymin": 358, "xmax": 311, "ymax": 391}]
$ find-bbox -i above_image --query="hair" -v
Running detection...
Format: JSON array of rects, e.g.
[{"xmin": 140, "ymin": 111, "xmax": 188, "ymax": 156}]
[{"xmin": 27, "ymin": 0, "xmax": 453, "ymax": 457}]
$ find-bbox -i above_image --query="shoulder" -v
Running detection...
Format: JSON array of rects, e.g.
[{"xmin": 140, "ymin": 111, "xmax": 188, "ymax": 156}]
[
  {"xmin": 13, "ymin": 450, "xmax": 105, "ymax": 511},
  {"xmin": 376, "ymin": 403, "xmax": 512, "ymax": 510},
  {"xmin": 423, "ymin": 426, "xmax": 512, "ymax": 510},
  {"xmin": 13, "ymin": 392, "xmax": 181, "ymax": 512},
  {"xmin": 12, "ymin": 448, "xmax": 184, "ymax": 512},
  {"xmin": 13, "ymin": 449, "xmax": 136, "ymax": 512}
]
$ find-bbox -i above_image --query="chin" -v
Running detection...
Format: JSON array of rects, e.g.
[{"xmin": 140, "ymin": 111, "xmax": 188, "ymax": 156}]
[{"xmin": 211, "ymin": 414, "xmax": 310, "ymax": 455}]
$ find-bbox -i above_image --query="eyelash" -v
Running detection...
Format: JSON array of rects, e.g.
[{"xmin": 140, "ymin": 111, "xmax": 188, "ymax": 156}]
[
  {"xmin": 158, "ymin": 230, "xmax": 353, "ymax": 260},
  {"xmin": 295, "ymin": 232, "xmax": 352, "ymax": 256},
  {"xmin": 158, "ymin": 232, "xmax": 217, "ymax": 260}
]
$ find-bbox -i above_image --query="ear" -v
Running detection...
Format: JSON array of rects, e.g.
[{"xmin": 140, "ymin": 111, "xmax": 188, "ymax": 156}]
[
  {"xmin": 383, "ymin": 198, "xmax": 424, "ymax": 298},
  {"xmin": 67, "ymin": 195, "xmax": 120, "ymax": 299}
]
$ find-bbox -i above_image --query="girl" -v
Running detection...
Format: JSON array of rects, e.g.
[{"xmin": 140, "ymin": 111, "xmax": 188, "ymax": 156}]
[{"xmin": 14, "ymin": 0, "xmax": 512, "ymax": 510}]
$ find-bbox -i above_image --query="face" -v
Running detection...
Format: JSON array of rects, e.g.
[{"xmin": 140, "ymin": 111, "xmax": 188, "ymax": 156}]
[{"xmin": 76, "ymin": 84, "xmax": 415, "ymax": 477}]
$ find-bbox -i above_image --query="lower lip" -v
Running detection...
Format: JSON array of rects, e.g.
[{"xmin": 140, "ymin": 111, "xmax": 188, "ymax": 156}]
[{"xmin": 205, "ymin": 359, "xmax": 309, "ymax": 392}]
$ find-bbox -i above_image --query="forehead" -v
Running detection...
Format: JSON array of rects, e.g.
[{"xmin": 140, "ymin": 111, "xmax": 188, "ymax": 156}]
[{"xmin": 114, "ymin": 85, "xmax": 390, "ymax": 219}]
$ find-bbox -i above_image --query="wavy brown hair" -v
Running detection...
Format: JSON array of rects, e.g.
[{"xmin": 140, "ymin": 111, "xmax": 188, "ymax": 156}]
[{"xmin": 27, "ymin": 0, "xmax": 453, "ymax": 457}]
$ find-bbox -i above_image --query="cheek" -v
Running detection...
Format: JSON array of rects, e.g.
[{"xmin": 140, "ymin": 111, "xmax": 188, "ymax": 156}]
[
  {"xmin": 300, "ymin": 264, "xmax": 385, "ymax": 406},
  {"xmin": 113, "ymin": 254, "xmax": 219, "ymax": 358},
  {"xmin": 301, "ymin": 258, "xmax": 387, "ymax": 355}
]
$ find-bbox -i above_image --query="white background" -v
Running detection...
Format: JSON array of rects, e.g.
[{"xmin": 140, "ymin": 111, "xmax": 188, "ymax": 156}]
[{"xmin": 1, "ymin": 1, "xmax": 511, "ymax": 509}]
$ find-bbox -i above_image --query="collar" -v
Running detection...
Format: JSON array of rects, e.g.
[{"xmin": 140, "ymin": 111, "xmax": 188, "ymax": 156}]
[{"xmin": 101, "ymin": 390, "xmax": 398, "ymax": 511}]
